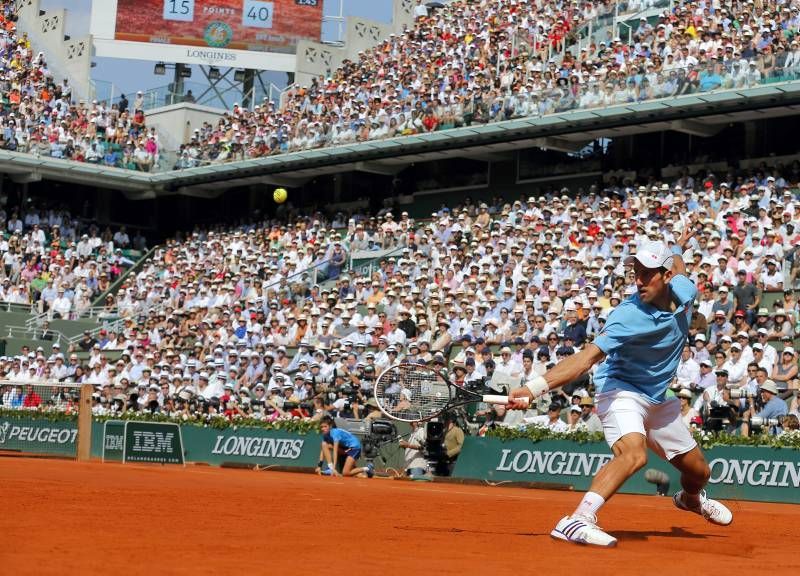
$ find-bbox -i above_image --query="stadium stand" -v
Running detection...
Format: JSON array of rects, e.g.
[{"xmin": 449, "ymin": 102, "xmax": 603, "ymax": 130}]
[
  {"xmin": 3, "ymin": 160, "xmax": 799, "ymax": 434},
  {"xmin": 0, "ymin": 2, "xmax": 153, "ymax": 170},
  {"xmin": 0, "ymin": 199, "xmax": 147, "ymax": 358},
  {"xmin": 174, "ymin": 0, "xmax": 800, "ymax": 166}
]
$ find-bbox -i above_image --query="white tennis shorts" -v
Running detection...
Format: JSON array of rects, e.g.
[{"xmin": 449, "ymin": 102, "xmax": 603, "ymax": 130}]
[{"xmin": 596, "ymin": 390, "xmax": 697, "ymax": 461}]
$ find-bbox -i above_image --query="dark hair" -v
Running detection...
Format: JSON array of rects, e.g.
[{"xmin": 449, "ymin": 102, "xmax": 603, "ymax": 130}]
[{"xmin": 320, "ymin": 415, "xmax": 336, "ymax": 427}]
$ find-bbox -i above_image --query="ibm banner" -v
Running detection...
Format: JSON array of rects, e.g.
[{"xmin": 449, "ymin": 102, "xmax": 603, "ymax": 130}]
[{"xmin": 453, "ymin": 437, "xmax": 800, "ymax": 504}]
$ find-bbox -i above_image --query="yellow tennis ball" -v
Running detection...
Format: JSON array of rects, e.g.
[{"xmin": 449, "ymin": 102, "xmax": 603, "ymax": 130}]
[{"xmin": 273, "ymin": 188, "xmax": 288, "ymax": 204}]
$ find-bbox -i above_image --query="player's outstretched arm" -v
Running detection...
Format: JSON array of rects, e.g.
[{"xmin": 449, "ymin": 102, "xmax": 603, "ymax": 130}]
[
  {"xmin": 671, "ymin": 225, "xmax": 697, "ymax": 278},
  {"xmin": 509, "ymin": 344, "xmax": 606, "ymax": 408}
]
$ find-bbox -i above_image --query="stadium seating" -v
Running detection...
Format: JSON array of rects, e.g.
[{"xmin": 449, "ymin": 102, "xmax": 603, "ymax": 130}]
[
  {"xmin": 1, "ymin": 157, "xmax": 797, "ymax": 432},
  {"xmin": 176, "ymin": 0, "xmax": 800, "ymax": 166},
  {"xmin": 0, "ymin": 1, "xmax": 153, "ymax": 170},
  {"xmin": 0, "ymin": 200, "xmax": 147, "ymax": 358}
]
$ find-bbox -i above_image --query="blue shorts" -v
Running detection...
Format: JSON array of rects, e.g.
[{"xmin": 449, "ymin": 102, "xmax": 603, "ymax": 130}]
[{"xmin": 345, "ymin": 447, "xmax": 361, "ymax": 460}]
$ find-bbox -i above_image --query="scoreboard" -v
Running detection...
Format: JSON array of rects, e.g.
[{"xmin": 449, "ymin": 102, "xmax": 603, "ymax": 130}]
[{"xmin": 114, "ymin": 0, "xmax": 323, "ymax": 53}]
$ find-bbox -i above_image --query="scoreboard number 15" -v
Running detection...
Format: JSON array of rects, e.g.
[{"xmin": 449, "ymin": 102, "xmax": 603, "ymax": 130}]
[
  {"xmin": 243, "ymin": 0, "xmax": 274, "ymax": 29},
  {"xmin": 163, "ymin": 0, "xmax": 195, "ymax": 22}
]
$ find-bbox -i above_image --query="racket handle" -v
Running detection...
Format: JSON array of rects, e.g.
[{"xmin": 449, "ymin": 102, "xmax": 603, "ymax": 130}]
[{"xmin": 482, "ymin": 394, "xmax": 529, "ymax": 406}]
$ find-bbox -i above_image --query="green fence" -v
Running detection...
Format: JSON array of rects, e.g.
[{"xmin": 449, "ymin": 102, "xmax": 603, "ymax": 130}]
[
  {"xmin": 96, "ymin": 419, "xmax": 320, "ymax": 468},
  {"xmin": 3, "ymin": 414, "xmax": 321, "ymax": 469},
  {"xmin": 453, "ymin": 436, "xmax": 800, "ymax": 504},
  {"xmin": 0, "ymin": 413, "xmax": 79, "ymax": 457}
]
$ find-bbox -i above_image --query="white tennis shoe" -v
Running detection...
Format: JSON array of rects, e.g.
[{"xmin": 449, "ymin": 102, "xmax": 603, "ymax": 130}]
[
  {"xmin": 551, "ymin": 514, "xmax": 617, "ymax": 547},
  {"xmin": 673, "ymin": 490, "xmax": 733, "ymax": 526}
]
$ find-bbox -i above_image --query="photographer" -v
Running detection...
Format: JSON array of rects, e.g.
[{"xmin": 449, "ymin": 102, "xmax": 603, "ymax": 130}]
[
  {"xmin": 740, "ymin": 380, "xmax": 788, "ymax": 437},
  {"xmin": 698, "ymin": 368, "xmax": 732, "ymax": 414},
  {"xmin": 443, "ymin": 413, "xmax": 464, "ymax": 476},
  {"xmin": 329, "ymin": 381, "xmax": 364, "ymax": 419},
  {"xmin": 399, "ymin": 421, "xmax": 428, "ymax": 477}
]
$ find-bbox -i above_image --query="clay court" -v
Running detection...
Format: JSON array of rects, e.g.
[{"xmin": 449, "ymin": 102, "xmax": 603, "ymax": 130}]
[{"xmin": 1, "ymin": 457, "xmax": 797, "ymax": 575}]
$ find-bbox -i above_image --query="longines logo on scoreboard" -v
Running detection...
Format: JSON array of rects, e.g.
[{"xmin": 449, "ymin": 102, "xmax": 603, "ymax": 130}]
[{"xmin": 185, "ymin": 48, "xmax": 238, "ymax": 63}]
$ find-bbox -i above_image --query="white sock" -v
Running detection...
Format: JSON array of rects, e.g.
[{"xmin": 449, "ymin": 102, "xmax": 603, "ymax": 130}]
[{"xmin": 574, "ymin": 491, "xmax": 605, "ymax": 518}]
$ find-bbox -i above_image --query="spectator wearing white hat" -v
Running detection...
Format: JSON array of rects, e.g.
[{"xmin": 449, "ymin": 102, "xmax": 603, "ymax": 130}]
[{"xmin": 495, "ymin": 346, "xmax": 522, "ymax": 380}]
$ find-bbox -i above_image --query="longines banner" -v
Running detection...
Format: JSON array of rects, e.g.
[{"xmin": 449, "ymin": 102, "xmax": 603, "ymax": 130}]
[
  {"xmin": 453, "ymin": 437, "xmax": 800, "ymax": 504},
  {"xmin": 179, "ymin": 426, "xmax": 320, "ymax": 468}
]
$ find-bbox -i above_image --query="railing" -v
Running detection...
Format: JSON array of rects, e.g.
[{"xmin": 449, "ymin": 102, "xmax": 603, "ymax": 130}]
[
  {"xmin": 262, "ymin": 254, "xmax": 338, "ymax": 295},
  {"xmin": 24, "ymin": 310, "xmax": 50, "ymax": 329},
  {"xmin": 4, "ymin": 325, "xmax": 70, "ymax": 349},
  {"xmin": 136, "ymin": 78, "xmax": 286, "ymax": 112},
  {"xmin": 89, "ymin": 78, "xmax": 118, "ymax": 107},
  {"xmin": 67, "ymin": 318, "xmax": 127, "ymax": 347},
  {"xmin": 137, "ymin": 81, "xmax": 213, "ymax": 111},
  {"xmin": 348, "ymin": 245, "xmax": 406, "ymax": 279},
  {"xmin": 617, "ymin": 20, "xmax": 633, "ymax": 47},
  {"xmin": 0, "ymin": 302, "xmax": 37, "ymax": 314},
  {"xmin": 91, "ymin": 245, "xmax": 158, "ymax": 308},
  {"xmin": 24, "ymin": 305, "xmax": 121, "ymax": 329}
]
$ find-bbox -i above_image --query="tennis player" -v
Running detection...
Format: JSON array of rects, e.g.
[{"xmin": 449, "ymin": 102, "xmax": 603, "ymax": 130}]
[
  {"xmin": 316, "ymin": 415, "xmax": 374, "ymax": 478},
  {"xmin": 509, "ymin": 231, "xmax": 732, "ymax": 547}
]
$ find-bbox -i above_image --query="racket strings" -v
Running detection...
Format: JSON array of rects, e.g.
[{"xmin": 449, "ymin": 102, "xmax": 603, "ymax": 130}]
[{"xmin": 374, "ymin": 364, "xmax": 452, "ymax": 421}]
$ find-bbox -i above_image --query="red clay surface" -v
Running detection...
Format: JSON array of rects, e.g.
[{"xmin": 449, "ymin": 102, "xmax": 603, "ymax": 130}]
[{"xmin": 1, "ymin": 457, "xmax": 797, "ymax": 576}]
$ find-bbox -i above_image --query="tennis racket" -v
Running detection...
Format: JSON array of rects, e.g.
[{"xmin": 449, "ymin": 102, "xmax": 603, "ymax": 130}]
[{"xmin": 372, "ymin": 362, "xmax": 528, "ymax": 423}]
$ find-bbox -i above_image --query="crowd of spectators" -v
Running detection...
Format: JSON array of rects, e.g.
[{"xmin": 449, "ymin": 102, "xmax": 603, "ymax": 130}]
[
  {"xmin": 3, "ymin": 162, "xmax": 800, "ymax": 439},
  {"xmin": 175, "ymin": 0, "xmax": 800, "ymax": 166},
  {"xmin": 0, "ymin": 200, "xmax": 145, "ymax": 318},
  {"xmin": 0, "ymin": 3, "xmax": 155, "ymax": 170}
]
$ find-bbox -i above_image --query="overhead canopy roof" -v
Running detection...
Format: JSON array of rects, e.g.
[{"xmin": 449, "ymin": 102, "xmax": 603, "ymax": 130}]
[{"xmin": 4, "ymin": 81, "xmax": 800, "ymax": 198}]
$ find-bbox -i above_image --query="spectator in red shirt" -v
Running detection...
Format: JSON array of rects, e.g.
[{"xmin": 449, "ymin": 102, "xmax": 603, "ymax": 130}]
[
  {"xmin": 422, "ymin": 108, "xmax": 439, "ymax": 133},
  {"xmin": 23, "ymin": 386, "xmax": 42, "ymax": 408}
]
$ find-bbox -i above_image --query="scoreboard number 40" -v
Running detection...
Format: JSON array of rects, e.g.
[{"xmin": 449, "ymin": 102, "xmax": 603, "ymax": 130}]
[
  {"xmin": 243, "ymin": 0, "xmax": 274, "ymax": 29},
  {"xmin": 163, "ymin": 0, "xmax": 195, "ymax": 22}
]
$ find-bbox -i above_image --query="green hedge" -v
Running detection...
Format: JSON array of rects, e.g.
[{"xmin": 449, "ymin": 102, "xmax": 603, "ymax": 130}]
[{"xmin": 0, "ymin": 408, "xmax": 319, "ymax": 434}]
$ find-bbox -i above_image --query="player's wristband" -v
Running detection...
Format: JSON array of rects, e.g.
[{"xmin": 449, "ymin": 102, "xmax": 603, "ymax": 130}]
[
  {"xmin": 671, "ymin": 245, "xmax": 683, "ymax": 256},
  {"xmin": 525, "ymin": 376, "xmax": 549, "ymax": 398}
]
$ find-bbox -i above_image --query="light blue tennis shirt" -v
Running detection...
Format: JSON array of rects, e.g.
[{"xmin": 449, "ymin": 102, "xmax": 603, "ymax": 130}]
[{"xmin": 593, "ymin": 274, "xmax": 697, "ymax": 403}]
